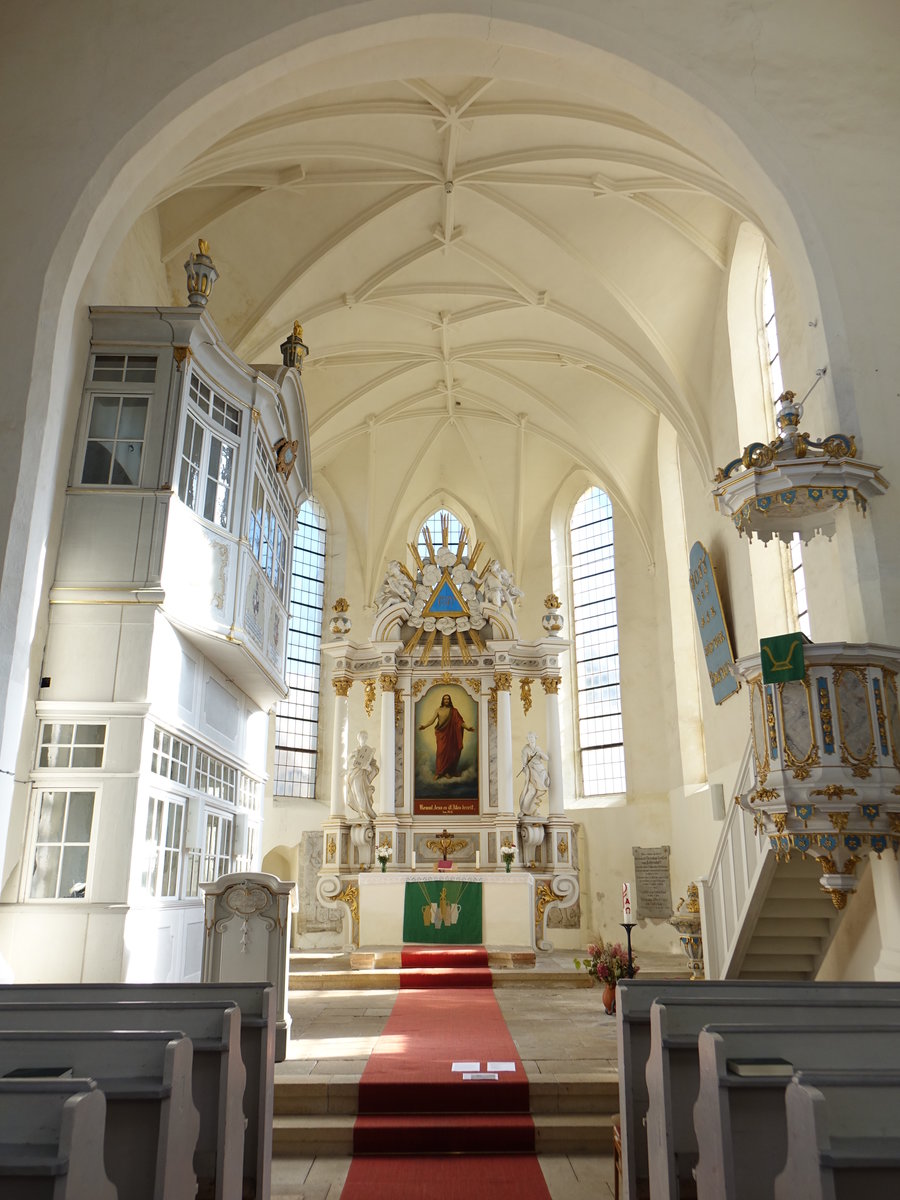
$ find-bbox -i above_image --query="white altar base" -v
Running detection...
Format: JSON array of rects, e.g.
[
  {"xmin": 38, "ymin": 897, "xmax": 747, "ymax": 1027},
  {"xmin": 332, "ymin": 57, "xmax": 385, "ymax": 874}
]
[{"xmin": 357, "ymin": 872, "xmax": 536, "ymax": 951}]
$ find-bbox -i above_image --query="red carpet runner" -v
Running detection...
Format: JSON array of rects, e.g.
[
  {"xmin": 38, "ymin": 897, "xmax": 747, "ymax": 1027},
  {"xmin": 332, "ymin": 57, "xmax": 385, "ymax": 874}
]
[{"xmin": 341, "ymin": 947, "xmax": 551, "ymax": 1199}]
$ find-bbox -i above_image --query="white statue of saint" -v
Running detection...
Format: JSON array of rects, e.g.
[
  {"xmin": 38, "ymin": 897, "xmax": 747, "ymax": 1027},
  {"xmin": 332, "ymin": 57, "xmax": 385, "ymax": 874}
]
[
  {"xmin": 346, "ymin": 730, "xmax": 379, "ymax": 821},
  {"xmin": 518, "ymin": 731, "xmax": 550, "ymax": 817}
]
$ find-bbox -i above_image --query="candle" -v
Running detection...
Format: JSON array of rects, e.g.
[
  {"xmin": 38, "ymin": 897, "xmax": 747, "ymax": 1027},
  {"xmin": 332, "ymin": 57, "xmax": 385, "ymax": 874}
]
[
  {"xmin": 475, "ymin": 850, "xmax": 480, "ymax": 869},
  {"xmin": 411, "ymin": 851, "xmax": 416, "ymax": 870},
  {"xmin": 623, "ymin": 881, "xmax": 633, "ymax": 924}
]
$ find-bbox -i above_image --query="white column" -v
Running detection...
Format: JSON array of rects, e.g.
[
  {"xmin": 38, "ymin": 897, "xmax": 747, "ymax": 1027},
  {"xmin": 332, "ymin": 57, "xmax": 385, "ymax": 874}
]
[
  {"xmin": 543, "ymin": 675, "xmax": 564, "ymax": 816},
  {"xmin": 871, "ymin": 855, "xmax": 900, "ymax": 980},
  {"xmin": 379, "ymin": 673, "xmax": 396, "ymax": 816},
  {"xmin": 330, "ymin": 678, "xmax": 351, "ymax": 818},
  {"xmin": 496, "ymin": 672, "xmax": 514, "ymax": 815}
]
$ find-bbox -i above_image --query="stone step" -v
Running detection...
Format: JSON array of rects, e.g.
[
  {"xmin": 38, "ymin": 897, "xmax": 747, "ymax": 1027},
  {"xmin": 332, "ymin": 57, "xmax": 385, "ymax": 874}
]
[
  {"xmin": 274, "ymin": 1072, "xmax": 619, "ymax": 1119},
  {"xmin": 272, "ymin": 1109, "xmax": 616, "ymax": 1157},
  {"xmin": 289, "ymin": 969, "xmax": 596, "ymax": 990}
]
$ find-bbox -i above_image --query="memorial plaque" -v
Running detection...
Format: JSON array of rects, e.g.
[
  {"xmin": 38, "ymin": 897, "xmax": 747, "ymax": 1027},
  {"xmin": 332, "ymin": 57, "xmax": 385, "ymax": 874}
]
[{"xmin": 633, "ymin": 845, "xmax": 673, "ymax": 919}]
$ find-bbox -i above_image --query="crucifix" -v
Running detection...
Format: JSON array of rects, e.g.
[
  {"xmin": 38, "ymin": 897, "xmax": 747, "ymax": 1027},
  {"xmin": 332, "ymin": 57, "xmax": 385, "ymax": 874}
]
[{"xmin": 425, "ymin": 828, "xmax": 467, "ymax": 860}]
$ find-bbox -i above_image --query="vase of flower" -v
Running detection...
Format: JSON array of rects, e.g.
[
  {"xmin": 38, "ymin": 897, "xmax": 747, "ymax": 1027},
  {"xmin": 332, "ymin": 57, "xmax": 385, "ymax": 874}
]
[
  {"xmin": 574, "ymin": 937, "xmax": 638, "ymax": 1015},
  {"xmin": 376, "ymin": 843, "xmax": 392, "ymax": 873},
  {"xmin": 500, "ymin": 845, "xmax": 516, "ymax": 872}
]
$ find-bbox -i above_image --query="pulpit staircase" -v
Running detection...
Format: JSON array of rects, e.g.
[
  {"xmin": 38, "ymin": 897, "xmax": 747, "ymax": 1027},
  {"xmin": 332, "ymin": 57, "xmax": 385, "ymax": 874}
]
[{"xmin": 699, "ymin": 742, "xmax": 843, "ymax": 980}]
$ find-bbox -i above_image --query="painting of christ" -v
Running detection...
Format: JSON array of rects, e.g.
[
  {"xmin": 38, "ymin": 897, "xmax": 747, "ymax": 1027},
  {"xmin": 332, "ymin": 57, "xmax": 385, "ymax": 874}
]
[{"xmin": 414, "ymin": 683, "xmax": 479, "ymax": 814}]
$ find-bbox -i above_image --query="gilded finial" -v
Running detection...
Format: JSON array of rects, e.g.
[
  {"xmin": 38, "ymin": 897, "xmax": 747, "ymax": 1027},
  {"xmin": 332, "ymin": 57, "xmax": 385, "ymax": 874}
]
[
  {"xmin": 293, "ymin": 320, "xmax": 304, "ymax": 340},
  {"xmin": 333, "ymin": 597, "xmax": 350, "ymax": 613},
  {"xmin": 198, "ymin": 238, "xmax": 210, "ymax": 256},
  {"xmin": 545, "ymin": 593, "xmax": 560, "ymax": 609}
]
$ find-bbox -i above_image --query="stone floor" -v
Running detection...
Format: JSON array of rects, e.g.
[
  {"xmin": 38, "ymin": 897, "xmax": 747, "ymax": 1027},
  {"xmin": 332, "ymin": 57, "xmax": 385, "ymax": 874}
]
[{"xmin": 270, "ymin": 947, "xmax": 685, "ymax": 1197}]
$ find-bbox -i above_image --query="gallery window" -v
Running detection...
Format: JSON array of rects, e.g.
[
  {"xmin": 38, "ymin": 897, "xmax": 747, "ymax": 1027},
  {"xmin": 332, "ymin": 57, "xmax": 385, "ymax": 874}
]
[
  {"xmin": 570, "ymin": 487, "xmax": 626, "ymax": 796},
  {"xmin": 28, "ymin": 789, "xmax": 96, "ymax": 899},
  {"xmin": 82, "ymin": 394, "xmax": 149, "ymax": 486},
  {"xmin": 37, "ymin": 722, "xmax": 106, "ymax": 769},
  {"xmin": 247, "ymin": 441, "xmax": 293, "ymax": 603},
  {"xmin": 274, "ymin": 498, "xmax": 326, "ymax": 799},
  {"xmin": 177, "ymin": 371, "xmax": 240, "ymax": 529},
  {"xmin": 140, "ymin": 794, "xmax": 185, "ymax": 899}
]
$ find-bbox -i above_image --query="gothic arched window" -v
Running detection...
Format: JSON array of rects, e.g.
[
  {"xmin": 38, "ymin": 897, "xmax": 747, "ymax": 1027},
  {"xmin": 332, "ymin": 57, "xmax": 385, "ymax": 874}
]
[
  {"xmin": 274, "ymin": 498, "xmax": 326, "ymax": 798},
  {"xmin": 417, "ymin": 508, "xmax": 464, "ymax": 558},
  {"xmin": 570, "ymin": 487, "xmax": 626, "ymax": 795}
]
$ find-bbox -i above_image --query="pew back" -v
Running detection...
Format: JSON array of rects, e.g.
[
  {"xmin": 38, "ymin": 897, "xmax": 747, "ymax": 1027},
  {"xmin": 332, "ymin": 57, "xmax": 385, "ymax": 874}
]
[
  {"xmin": 646, "ymin": 997, "xmax": 900, "ymax": 1200},
  {"xmin": 0, "ymin": 1001, "xmax": 244, "ymax": 1200},
  {"xmin": 0, "ymin": 981, "xmax": 275, "ymax": 1200},
  {"xmin": 617, "ymin": 980, "xmax": 900, "ymax": 1200},
  {"xmin": 775, "ymin": 1070, "xmax": 900, "ymax": 1200},
  {"xmin": 0, "ymin": 1030, "xmax": 197, "ymax": 1200},
  {"xmin": 694, "ymin": 1024, "xmax": 900, "ymax": 1200},
  {"xmin": 0, "ymin": 1079, "xmax": 118, "ymax": 1200}
]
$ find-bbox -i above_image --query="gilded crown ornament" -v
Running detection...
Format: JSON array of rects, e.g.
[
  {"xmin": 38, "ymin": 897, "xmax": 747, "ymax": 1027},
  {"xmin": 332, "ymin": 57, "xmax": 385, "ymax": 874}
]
[{"xmin": 280, "ymin": 320, "xmax": 309, "ymax": 371}]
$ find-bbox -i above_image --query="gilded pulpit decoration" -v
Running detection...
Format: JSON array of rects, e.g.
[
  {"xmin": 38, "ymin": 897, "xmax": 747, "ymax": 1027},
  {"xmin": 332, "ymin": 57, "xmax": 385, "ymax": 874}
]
[
  {"xmin": 173, "ymin": 345, "xmax": 191, "ymax": 369},
  {"xmin": 184, "ymin": 237, "xmax": 219, "ymax": 307},
  {"xmin": 274, "ymin": 437, "xmax": 300, "ymax": 479}
]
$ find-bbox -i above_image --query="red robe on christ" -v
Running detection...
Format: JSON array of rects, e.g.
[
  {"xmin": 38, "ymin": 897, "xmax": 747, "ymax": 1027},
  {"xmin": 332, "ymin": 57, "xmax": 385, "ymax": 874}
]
[{"xmin": 434, "ymin": 706, "xmax": 466, "ymax": 776}]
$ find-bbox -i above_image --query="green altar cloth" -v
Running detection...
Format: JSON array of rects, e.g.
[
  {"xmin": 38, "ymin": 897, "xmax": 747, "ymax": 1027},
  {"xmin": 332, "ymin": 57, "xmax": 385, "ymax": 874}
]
[{"xmin": 402, "ymin": 879, "xmax": 483, "ymax": 944}]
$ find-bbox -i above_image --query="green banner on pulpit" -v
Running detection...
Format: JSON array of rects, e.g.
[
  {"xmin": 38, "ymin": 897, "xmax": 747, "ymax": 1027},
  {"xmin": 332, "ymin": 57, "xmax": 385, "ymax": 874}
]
[{"xmin": 403, "ymin": 879, "xmax": 483, "ymax": 944}]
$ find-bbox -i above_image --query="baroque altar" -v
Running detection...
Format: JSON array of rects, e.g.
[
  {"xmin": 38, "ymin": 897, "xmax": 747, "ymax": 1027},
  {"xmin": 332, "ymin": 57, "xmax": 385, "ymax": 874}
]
[{"xmin": 315, "ymin": 518, "xmax": 579, "ymax": 951}]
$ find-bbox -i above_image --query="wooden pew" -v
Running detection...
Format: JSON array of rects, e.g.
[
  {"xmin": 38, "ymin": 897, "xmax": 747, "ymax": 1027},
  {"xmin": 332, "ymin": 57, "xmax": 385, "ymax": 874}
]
[
  {"xmin": 775, "ymin": 1070, "xmax": 900, "ymax": 1200},
  {"xmin": 693, "ymin": 1024, "xmax": 900, "ymax": 1199},
  {"xmin": 645, "ymin": 996, "xmax": 900, "ymax": 1200},
  {"xmin": 0, "ymin": 1078, "xmax": 118, "ymax": 1200},
  {"xmin": 0, "ymin": 1030, "xmax": 198, "ymax": 1200},
  {"xmin": 616, "ymin": 980, "xmax": 900, "ymax": 1200},
  {"xmin": 0, "ymin": 1001, "xmax": 245, "ymax": 1200},
  {"xmin": 0, "ymin": 981, "xmax": 275, "ymax": 1200}
]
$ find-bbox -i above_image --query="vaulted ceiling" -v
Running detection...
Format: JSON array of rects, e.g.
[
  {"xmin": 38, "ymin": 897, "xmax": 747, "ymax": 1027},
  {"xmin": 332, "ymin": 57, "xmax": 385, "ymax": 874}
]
[{"xmin": 151, "ymin": 70, "xmax": 758, "ymax": 590}]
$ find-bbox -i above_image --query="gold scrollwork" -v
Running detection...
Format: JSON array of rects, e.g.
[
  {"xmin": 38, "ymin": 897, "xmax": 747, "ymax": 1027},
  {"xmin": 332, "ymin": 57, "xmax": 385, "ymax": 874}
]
[
  {"xmin": 777, "ymin": 679, "xmax": 820, "ymax": 781},
  {"xmin": 827, "ymin": 811, "xmax": 850, "ymax": 833},
  {"xmin": 363, "ymin": 679, "xmax": 377, "ymax": 717},
  {"xmin": 439, "ymin": 672, "xmax": 461, "ymax": 685},
  {"xmin": 557, "ymin": 837, "xmax": 568, "ymax": 860},
  {"xmin": 811, "ymin": 784, "xmax": 858, "ymax": 801},
  {"xmin": 520, "ymin": 677, "xmax": 534, "ymax": 715},
  {"xmin": 833, "ymin": 665, "xmax": 876, "ymax": 778},
  {"xmin": 765, "ymin": 689, "xmax": 778, "ymax": 759},
  {"xmin": 326, "ymin": 836, "xmax": 336, "ymax": 861},
  {"xmin": 336, "ymin": 884, "xmax": 359, "ymax": 926},
  {"xmin": 751, "ymin": 785, "xmax": 780, "ymax": 804},
  {"xmin": 541, "ymin": 676, "xmax": 562, "ymax": 695},
  {"xmin": 535, "ymin": 882, "xmax": 555, "ymax": 927},
  {"xmin": 465, "ymin": 678, "xmax": 482, "ymax": 694},
  {"xmin": 411, "ymin": 679, "xmax": 428, "ymax": 698},
  {"xmin": 494, "ymin": 672, "xmax": 513, "ymax": 692},
  {"xmin": 772, "ymin": 812, "xmax": 787, "ymax": 833},
  {"xmin": 332, "ymin": 677, "xmax": 352, "ymax": 697}
]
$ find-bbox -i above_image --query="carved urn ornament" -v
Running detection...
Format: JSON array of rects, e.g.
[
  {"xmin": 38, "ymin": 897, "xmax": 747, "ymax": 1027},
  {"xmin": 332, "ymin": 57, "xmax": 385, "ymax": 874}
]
[
  {"xmin": 712, "ymin": 382, "xmax": 887, "ymax": 544},
  {"xmin": 330, "ymin": 597, "xmax": 352, "ymax": 637},
  {"xmin": 184, "ymin": 238, "xmax": 219, "ymax": 307}
]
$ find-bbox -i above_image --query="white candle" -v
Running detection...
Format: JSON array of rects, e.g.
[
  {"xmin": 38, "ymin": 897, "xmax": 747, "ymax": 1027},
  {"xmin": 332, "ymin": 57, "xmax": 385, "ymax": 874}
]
[
  {"xmin": 475, "ymin": 850, "xmax": 480, "ymax": 869},
  {"xmin": 411, "ymin": 851, "xmax": 416, "ymax": 870},
  {"xmin": 623, "ymin": 881, "xmax": 633, "ymax": 923}
]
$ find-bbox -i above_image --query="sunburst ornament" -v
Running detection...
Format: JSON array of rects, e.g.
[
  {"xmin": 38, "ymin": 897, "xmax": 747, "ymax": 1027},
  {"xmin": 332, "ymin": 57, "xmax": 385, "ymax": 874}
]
[{"xmin": 374, "ymin": 514, "xmax": 521, "ymax": 665}]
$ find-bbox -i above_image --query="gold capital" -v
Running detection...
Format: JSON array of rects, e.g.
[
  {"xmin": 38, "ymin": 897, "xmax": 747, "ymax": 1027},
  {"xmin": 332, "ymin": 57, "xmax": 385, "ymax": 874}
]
[
  {"xmin": 541, "ymin": 676, "xmax": 562, "ymax": 695},
  {"xmin": 380, "ymin": 673, "xmax": 398, "ymax": 692},
  {"xmin": 332, "ymin": 678, "xmax": 352, "ymax": 697},
  {"xmin": 494, "ymin": 672, "xmax": 512, "ymax": 692}
]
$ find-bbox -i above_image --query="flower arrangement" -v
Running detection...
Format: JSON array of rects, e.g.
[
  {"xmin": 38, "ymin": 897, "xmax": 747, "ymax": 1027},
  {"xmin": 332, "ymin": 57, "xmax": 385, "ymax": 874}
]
[
  {"xmin": 376, "ymin": 842, "xmax": 393, "ymax": 872},
  {"xmin": 500, "ymin": 842, "xmax": 516, "ymax": 872},
  {"xmin": 574, "ymin": 937, "xmax": 638, "ymax": 985}
]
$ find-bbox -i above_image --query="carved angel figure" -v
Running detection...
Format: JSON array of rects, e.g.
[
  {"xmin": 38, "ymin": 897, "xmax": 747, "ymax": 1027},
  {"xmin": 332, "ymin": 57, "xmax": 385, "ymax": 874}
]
[{"xmin": 374, "ymin": 560, "xmax": 414, "ymax": 609}]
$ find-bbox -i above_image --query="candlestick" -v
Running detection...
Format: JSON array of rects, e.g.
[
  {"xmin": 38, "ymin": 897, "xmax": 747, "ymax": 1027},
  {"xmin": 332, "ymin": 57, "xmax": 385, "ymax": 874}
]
[
  {"xmin": 411, "ymin": 851, "xmax": 416, "ymax": 871},
  {"xmin": 620, "ymin": 921, "xmax": 637, "ymax": 979},
  {"xmin": 475, "ymin": 850, "xmax": 480, "ymax": 869}
]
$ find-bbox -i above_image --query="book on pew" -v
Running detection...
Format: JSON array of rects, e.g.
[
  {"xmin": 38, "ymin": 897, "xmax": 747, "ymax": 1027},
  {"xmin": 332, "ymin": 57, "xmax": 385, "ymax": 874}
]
[
  {"xmin": 727, "ymin": 1057, "xmax": 794, "ymax": 1077},
  {"xmin": 4, "ymin": 1066, "xmax": 74, "ymax": 1078}
]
